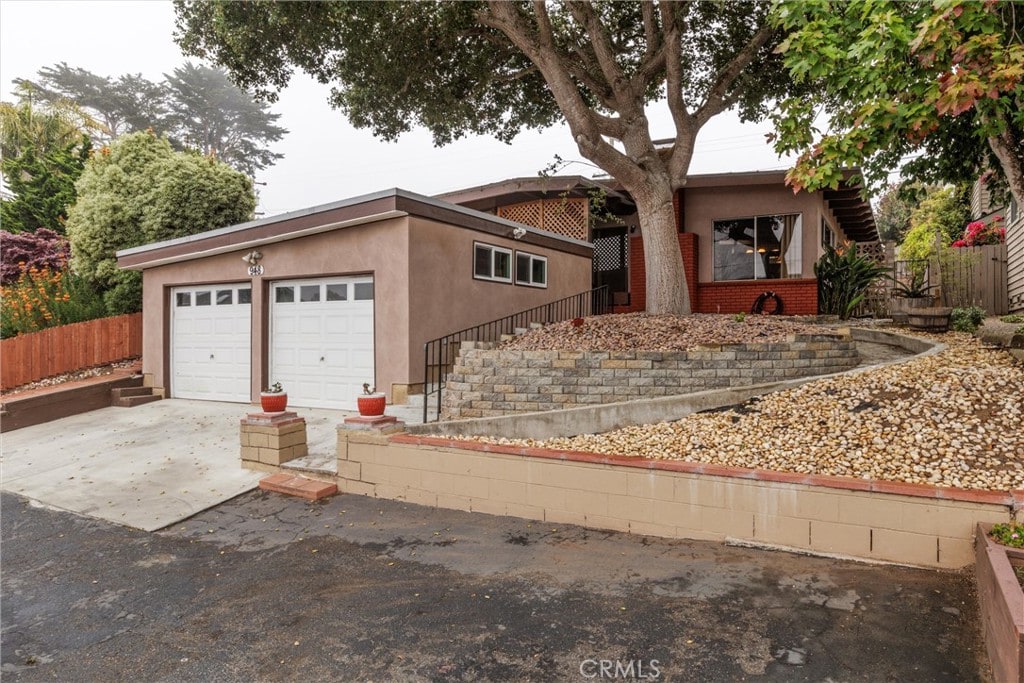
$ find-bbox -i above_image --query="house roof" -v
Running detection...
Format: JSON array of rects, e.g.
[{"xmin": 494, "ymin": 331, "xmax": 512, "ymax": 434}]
[
  {"xmin": 436, "ymin": 175, "xmax": 636, "ymax": 216},
  {"xmin": 439, "ymin": 170, "xmax": 879, "ymax": 243},
  {"xmin": 117, "ymin": 188, "xmax": 593, "ymax": 271}
]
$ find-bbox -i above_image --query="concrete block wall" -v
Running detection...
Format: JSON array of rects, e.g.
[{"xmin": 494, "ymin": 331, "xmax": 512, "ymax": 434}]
[
  {"xmin": 442, "ymin": 332, "xmax": 858, "ymax": 419},
  {"xmin": 334, "ymin": 430, "xmax": 1017, "ymax": 569},
  {"xmin": 240, "ymin": 414, "xmax": 308, "ymax": 467}
]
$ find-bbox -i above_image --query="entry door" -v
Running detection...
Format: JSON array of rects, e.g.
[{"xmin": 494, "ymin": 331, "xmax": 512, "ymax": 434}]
[
  {"xmin": 270, "ymin": 277, "xmax": 374, "ymax": 409},
  {"xmin": 171, "ymin": 284, "xmax": 252, "ymax": 402}
]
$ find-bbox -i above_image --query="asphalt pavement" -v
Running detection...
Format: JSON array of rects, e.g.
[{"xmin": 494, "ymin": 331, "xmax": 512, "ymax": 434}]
[{"xmin": 1, "ymin": 489, "xmax": 989, "ymax": 682}]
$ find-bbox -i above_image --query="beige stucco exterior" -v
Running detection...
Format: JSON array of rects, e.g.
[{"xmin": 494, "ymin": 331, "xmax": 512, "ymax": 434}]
[
  {"xmin": 681, "ymin": 174, "xmax": 855, "ymax": 284},
  {"xmin": 123, "ymin": 190, "xmax": 592, "ymax": 406}
]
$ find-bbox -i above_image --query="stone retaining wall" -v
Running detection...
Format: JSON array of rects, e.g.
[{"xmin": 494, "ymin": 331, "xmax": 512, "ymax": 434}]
[{"xmin": 442, "ymin": 332, "xmax": 858, "ymax": 419}]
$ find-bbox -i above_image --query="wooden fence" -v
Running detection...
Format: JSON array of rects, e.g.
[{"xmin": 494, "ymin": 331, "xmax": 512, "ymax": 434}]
[
  {"xmin": 1, "ymin": 313, "xmax": 142, "ymax": 391},
  {"xmin": 940, "ymin": 244, "xmax": 1009, "ymax": 314}
]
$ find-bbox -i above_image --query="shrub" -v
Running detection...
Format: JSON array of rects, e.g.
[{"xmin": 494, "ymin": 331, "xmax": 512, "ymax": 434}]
[
  {"xmin": 0, "ymin": 228, "xmax": 70, "ymax": 285},
  {"xmin": 0, "ymin": 263, "xmax": 106, "ymax": 338},
  {"xmin": 990, "ymin": 523, "xmax": 1024, "ymax": 549},
  {"xmin": 950, "ymin": 306, "xmax": 986, "ymax": 333},
  {"xmin": 815, "ymin": 243, "xmax": 890, "ymax": 319},
  {"xmin": 951, "ymin": 217, "xmax": 1006, "ymax": 248},
  {"xmin": 1000, "ymin": 314, "xmax": 1024, "ymax": 324}
]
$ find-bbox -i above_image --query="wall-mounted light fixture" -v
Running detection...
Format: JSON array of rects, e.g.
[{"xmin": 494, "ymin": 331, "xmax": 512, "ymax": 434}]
[
  {"xmin": 511, "ymin": 226, "xmax": 527, "ymax": 240},
  {"xmin": 241, "ymin": 250, "xmax": 263, "ymax": 265}
]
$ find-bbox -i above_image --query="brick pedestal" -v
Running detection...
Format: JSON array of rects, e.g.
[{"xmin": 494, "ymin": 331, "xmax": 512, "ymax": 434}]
[{"xmin": 240, "ymin": 411, "xmax": 308, "ymax": 466}]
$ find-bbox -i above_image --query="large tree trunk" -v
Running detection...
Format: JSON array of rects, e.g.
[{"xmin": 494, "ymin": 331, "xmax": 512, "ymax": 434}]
[
  {"xmin": 988, "ymin": 121, "xmax": 1024, "ymax": 212},
  {"xmin": 628, "ymin": 179, "xmax": 691, "ymax": 315}
]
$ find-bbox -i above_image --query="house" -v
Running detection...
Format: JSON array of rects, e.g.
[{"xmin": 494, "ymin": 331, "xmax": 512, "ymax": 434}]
[
  {"xmin": 116, "ymin": 189, "xmax": 593, "ymax": 409},
  {"xmin": 441, "ymin": 170, "xmax": 879, "ymax": 316}
]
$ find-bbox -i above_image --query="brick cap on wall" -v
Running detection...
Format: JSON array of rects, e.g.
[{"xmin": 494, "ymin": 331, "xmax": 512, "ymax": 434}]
[{"xmin": 389, "ymin": 434, "xmax": 1024, "ymax": 507}]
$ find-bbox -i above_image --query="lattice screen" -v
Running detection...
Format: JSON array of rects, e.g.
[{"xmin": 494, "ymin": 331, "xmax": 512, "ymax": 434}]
[
  {"xmin": 593, "ymin": 232, "xmax": 627, "ymax": 271},
  {"xmin": 497, "ymin": 198, "xmax": 589, "ymax": 240},
  {"xmin": 856, "ymin": 240, "xmax": 888, "ymax": 264}
]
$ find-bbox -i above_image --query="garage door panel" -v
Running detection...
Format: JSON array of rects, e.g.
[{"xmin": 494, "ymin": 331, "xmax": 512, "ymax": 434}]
[
  {"xmin": 271, "ymin": 277, "xmax": 374, "ymax": 410},
  {"xmin": 172, "ymin": 285, "xmax": 251, "ymax": 403}
]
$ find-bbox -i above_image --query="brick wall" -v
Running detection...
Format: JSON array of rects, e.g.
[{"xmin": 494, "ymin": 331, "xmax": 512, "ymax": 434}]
[
  {"xmin": 442, "ymin": 332, "xmax": 858, "ymax": 419},
  {"xmin": 627, "ymin": 230, "xmax": 818, "ymax": 315},
  {"xmin": 333, "ymin": 429, "xmax": 1014, "ymax": 569}
]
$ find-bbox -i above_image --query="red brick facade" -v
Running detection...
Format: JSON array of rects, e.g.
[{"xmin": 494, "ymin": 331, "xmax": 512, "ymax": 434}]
[{"xmin": 625, "ymin": 217, "xmax": 819, "ymax": 315}]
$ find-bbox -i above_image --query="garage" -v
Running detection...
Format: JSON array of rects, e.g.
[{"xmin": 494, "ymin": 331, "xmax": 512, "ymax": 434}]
[
  {"xmin": 270, "ymin": 276, "xmax": 374, "ymax": 410},
  {"xmin": 171, "ymin": 284, "xmax": 252, "ymax": 402}
]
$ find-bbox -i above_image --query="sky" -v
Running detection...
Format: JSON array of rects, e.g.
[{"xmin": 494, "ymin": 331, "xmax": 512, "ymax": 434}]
[{"xmin": 0, "ymin": 0, "xmax": 796, "ymax": 219}]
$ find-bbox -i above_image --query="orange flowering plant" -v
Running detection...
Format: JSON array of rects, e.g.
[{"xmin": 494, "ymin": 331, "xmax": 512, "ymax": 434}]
[{"xmin": 0, "ymin": 261, "xmax": 105, "ymax": 338}]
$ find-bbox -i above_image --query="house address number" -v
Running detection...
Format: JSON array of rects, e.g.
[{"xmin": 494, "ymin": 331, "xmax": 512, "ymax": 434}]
[{"xmin": 248, "ymin": 265, "xmax": 265, "ymax": 277}]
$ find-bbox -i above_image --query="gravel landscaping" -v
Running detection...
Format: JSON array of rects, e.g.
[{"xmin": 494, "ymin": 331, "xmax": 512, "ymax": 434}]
[{"xmin": 471, "ymin": 316, "xmax": 1024, "ymax": 492}]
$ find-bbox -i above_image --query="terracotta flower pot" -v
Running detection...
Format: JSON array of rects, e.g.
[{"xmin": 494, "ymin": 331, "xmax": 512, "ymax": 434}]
[
  {"xmin": 357, "ymin": 393, "xmax": 386, "ymax": 417},
  {"xmin": 260, "ymin": 392, "xmax": 288, "ymax": 413}
]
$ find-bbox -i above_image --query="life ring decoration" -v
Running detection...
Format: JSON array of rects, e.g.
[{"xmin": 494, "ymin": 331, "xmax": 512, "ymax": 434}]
[{"xmin": 751, "ymin": 291, "xmax": 783, "ymax": 315}]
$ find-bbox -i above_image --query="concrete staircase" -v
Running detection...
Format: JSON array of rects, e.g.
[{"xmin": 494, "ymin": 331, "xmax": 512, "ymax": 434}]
[{"xmin": 111, "ymin": 383, "xmax": 162, "ymax": 408}]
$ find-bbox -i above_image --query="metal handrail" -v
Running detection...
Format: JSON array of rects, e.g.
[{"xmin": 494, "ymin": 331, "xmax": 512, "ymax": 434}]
[{"xmin": 422, "ymin": 285, "xmax": 610, "ymax": 422}]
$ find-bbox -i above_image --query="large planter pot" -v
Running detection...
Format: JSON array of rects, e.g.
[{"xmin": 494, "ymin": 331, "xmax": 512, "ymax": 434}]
[
  {"xmin": 907, "ymin": 307, "xmax": 953, "ymax": 332},
  {"xmin": 260, "ymin": 392, "xmax": 288, "ymax": 413},
  {"xmin": 975, "ymin": 523, "xmax": 1024, "ymax": 683},
  {"xmin": 357, "ymin": 393, "xmax": 386, "ymax": 417}
]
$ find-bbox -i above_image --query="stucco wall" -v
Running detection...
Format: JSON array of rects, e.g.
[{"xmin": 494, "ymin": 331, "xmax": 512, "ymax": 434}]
[
  {"xmin": 140, "ymin": 214, "xmax": 593, "ymax": 404},
  {"xmin": 681, "ymin": 183, "xmax": 826, "ymax": 284},
  {"xmin": 406, "ymin": 216, "xmax": 593, "ymax": 386},
  {"xmin": 141, "ymin": 217, "xmax": 411, "ymax": 402}
]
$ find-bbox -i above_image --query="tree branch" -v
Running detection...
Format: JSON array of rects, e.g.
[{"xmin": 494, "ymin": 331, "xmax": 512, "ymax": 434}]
[{"xmin": 693, "ymin": 22, "xmax": 776, "ymax": 128}]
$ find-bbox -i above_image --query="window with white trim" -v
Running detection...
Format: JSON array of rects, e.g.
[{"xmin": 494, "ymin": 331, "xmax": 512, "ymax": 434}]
[
  {"xmin": 473, "ymin": 242, "xmax": 512, "ymax": 283},
  {"xmin": 822, "ymin": 217, "xmax": 836, "ymax": 250},
  {"xmin": 515, "ymin": 251, "xmax": 547, "ymax": 287}
]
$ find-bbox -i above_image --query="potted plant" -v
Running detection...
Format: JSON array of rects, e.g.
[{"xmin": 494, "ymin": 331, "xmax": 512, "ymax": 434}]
[
  {"xmin": 891, "ymin": 271, "xmax": 936, "ymax": 308},
  {"xmin": 357, "ymin": 382, "xmax": 386, "ymax": 417},
  {"xmin": 260, "ymin": 382, "xmax": 288, "ymax": 413}
]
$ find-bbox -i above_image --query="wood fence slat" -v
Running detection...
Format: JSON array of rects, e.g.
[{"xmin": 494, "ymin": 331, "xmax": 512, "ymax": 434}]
[{"xmin": 0, "ymin": 313, "xmax": 143, "ymax": 391}]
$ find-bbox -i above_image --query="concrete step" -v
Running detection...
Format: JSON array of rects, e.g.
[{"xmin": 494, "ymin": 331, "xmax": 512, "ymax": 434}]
[
  {"xmin": 111, "ymin": 386, "xmax": 152, "ymax": 399},
  {"xmin": 513, "ymin": 327, "xmax": 527, "ymax": 335},
  {"xmin": 529, "ymin": 321, "xmax": 544, "ymax": 329},
  {"xmin": 259, "ymin": 473, "xmax": 338, "ymax": 501},
  {"xmin": 112, "ymin": 393, "xmax": 162, "ymax": 408},
  {"xmin": 500, "ymin": 334, "xmax": 516, "ymax": 342}
]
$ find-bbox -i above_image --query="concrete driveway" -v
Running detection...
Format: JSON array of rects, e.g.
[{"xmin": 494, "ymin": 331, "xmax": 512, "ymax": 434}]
[{"xmin": 0, "ymin": 399, "xmax": 347, "ymax": 531}]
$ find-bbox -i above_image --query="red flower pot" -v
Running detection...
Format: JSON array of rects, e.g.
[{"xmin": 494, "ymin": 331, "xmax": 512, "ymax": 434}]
[
  {"xmin": 357, "ymin": 393, "xmax": 386, "ymax": 417},
  {"xmin": 260, "ymin": 392, "xmax": 288, "ymax": 413}
]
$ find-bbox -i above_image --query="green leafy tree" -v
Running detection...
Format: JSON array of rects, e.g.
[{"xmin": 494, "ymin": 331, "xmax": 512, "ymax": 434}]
[
  {"xmin": 15, "ymin": 63, "xmax": 167, "ymax": 141},
  {"xmin": 769, "ymin": 1, "xmax": 1024, "ymax": 210},
  {"xmin": 162, "ymin": 62, "xmax": 286, "ymax": 176},
  {"xmin": 874, "ymin": 182, "xmax": 930, "ymax": 244},
  {"xmin": 65, "ymin": 131, "xmax": 255, "ymax": 314},
  {"xmin": 16, "ymin": 62, "xmax": 287, "ymax": 176},
  {"xmin": 174, "ymin": 0, "xmax": 798, "ymax": 314},
  {"xmin": 897, "ymin": 185, "xmax": 971, "ymax": 263},
  {"xmin": 1, "ymin": 136, "xmax": 91, "ymax": 233}
]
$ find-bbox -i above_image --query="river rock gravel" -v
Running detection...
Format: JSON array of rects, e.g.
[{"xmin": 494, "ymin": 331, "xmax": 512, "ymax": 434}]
[{"xmin": 472, "ymin": 331, "xmax": 1024, "ymax": 492}]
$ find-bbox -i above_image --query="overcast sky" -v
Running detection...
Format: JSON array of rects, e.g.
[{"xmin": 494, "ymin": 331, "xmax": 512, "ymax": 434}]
[{"xmin": 1, "ymin": 0, "xmax": 795, "ymax": 218}]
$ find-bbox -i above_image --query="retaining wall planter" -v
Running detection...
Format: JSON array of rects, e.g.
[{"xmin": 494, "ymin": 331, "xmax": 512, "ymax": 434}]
[
  {"xmin": 975, "ymin": 523, "xmax": 1024, "ymax": 683},
  {"xmin": 443, "ymin": 331, "xmax": 858, "ymax": 420}
]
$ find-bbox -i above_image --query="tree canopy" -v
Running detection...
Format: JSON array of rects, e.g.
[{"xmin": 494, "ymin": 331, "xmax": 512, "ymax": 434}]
[
  {"xmin": 65, "ymin": 131, "xmax": 256, "ymax": 314},
  {"xmin": 770, "ymin": 0, "xmax": 1024, "ymax": 208},
  {"xmin": 15, "ymin": 61, "xmax": 287, "ymax": 176},
  {"xmin": 174, "ymin": 0, "xmax": 797, "ymax": 314}
]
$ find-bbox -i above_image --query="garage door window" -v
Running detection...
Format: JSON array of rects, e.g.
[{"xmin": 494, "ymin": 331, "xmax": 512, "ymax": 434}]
[
  {"xmin": 300, "ymin": 285, "xmax": 320, "ymax": 302},
  {"xmin": 176, "ymin": 292, "xmax": 191, "ymax": 306},
  {"xmin": 354, "ymin": 282, "xmax": 374, "ymax": 300},
  {"xmin": 196, "ymin": 291, "xmax": 211, "ymax": 306},
  {"xmin": 217, "ymin": 289, "xmax": 233, "ymax": 305},
  {"xmin": 326, "ymin": 284, "xmax": 347, "ymax": 301},
  {"xmin": 275, "ymin": 286, "xmax": 295, "ymax": 303},
  {"xmin": 238, "ymin": 288, "xmax": 252, "ymax": 304}
]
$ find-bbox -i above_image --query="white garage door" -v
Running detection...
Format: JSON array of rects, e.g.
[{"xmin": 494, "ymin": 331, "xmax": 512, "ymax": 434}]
[
  {"xmin": 171, "ymin": 284, "xmax": 252, "ymax": 402},
  {"xmin": 270, "ymin": 276, "xmax": 374, "ymax": 410}
]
